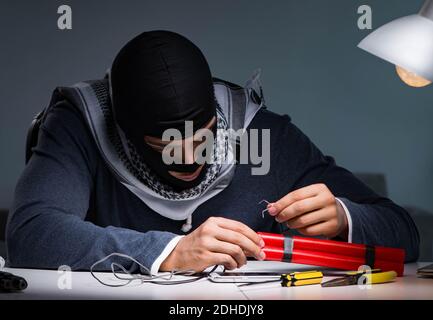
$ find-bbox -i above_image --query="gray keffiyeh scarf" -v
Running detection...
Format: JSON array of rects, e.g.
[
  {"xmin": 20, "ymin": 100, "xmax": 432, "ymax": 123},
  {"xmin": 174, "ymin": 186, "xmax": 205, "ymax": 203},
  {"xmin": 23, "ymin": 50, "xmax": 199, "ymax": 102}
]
[{"xmin": 114, "ymin": 106, "xmax": 230, "ymax": 200}]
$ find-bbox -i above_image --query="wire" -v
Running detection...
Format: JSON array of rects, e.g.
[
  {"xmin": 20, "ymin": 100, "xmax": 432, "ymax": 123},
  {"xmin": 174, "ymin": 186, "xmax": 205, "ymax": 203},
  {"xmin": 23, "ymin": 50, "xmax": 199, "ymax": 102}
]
[
  {"xmin": 90, "ymin": 253, "xmax": 222, "ymax": 287},
  {"xmin": 237, "ymin": 279, "xmax": 281, "ymax": 287},
  {"xmin": 259, "ymin": 199, "xmax": 270, "ymax": 218}
]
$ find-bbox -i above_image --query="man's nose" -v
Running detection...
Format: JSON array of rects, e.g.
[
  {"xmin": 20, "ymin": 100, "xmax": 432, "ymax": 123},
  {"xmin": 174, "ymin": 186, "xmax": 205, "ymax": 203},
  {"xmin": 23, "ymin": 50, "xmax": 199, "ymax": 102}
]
[
  {"xmin": 182, "ymin": 139, "xmax": 196, "ymax": 164},
  {"xmin": 183, "ymin": 148, "xmax": 195, "ymax": 164}
]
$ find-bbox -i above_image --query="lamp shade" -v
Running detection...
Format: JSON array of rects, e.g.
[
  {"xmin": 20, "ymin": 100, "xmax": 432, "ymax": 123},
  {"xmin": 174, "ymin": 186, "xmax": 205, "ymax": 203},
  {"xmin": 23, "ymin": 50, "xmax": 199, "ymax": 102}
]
[{"xmin": 358, "ymin": 1, "xmax": 433, "ymax": 82}]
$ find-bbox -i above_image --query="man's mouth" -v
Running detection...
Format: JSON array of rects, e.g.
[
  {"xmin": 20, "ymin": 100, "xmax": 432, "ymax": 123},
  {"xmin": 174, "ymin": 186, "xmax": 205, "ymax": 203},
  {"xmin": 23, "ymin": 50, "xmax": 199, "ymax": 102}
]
[{"xmin": 169, "ymin": 165, "xmax": 204, "ymax": 182}]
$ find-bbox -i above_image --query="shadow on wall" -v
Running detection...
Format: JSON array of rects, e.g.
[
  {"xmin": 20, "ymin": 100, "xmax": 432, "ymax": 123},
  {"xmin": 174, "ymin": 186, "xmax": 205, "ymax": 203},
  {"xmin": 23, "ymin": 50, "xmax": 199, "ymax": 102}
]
[
  {"xmin": 0, "ymin": 209, "xmax": 7, "ymax": 259},
  {"xmin": 356, "ymin": 173, "xmax": 433, "ymax": 261},
  {"xmin": 0, "ymin": 174, "xmax": 432, "ymax": 261},
  {"xmin": 406, "ymin": 206, "xmax": 433, "ymax": 261}
]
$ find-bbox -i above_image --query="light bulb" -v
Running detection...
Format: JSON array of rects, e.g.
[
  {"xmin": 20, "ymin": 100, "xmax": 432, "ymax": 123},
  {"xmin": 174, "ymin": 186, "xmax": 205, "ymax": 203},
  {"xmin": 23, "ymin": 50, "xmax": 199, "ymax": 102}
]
[{"xmin": 395, "ymin": 65, "xmax": 432, "ymax": 88}]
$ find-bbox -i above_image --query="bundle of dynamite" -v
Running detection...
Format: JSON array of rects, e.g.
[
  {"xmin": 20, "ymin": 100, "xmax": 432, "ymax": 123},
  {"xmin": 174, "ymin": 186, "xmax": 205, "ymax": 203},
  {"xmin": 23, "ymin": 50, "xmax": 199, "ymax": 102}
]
[{"xmin": 258, "ymin": 232, "xmax": 405, "ymax": 276}]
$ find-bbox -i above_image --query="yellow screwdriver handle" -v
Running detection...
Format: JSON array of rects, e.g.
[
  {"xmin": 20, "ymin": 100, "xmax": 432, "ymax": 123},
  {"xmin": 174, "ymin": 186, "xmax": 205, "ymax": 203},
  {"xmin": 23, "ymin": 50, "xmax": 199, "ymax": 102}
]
[{"xmin": 365, "ymin": 271, "xmax": 397, "ymax": 284}]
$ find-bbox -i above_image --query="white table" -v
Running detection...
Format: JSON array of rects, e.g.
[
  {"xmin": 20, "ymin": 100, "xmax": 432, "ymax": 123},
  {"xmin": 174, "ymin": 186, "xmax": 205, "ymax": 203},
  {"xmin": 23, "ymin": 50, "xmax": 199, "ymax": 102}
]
[{"xmin": 1, "ymin": 262, "xmax": 433, "ymax": 300}]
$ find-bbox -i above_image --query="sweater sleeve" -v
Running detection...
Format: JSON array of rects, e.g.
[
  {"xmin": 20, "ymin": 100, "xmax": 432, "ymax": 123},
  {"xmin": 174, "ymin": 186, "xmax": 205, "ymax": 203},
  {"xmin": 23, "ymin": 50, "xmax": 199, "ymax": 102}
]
[
  {"xmin": 273, "ymin": 115, "xmax": 420, "ymax": 262},
  {"xmin": 6, "ymin": 100, "xmax": 179, "ymax": 273}
]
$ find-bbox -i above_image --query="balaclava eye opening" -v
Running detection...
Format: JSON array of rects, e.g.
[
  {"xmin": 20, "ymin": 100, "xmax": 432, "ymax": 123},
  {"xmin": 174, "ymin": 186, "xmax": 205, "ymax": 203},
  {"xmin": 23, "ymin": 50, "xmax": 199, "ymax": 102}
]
[{"xmin": 111, "ymin": 30, "xmax": 217, "ymax": 190}]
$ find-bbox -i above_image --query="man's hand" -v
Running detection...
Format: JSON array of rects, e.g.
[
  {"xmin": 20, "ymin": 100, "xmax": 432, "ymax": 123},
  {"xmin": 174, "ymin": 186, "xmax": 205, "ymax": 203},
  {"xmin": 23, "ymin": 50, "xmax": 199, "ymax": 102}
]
[
  {"xmin": 267, "ymin": 184, "xmax": 348, "ymax": 239},
  {"xmin": 160, "ymin": 217, "xmax": 266, "ymax": 272}
]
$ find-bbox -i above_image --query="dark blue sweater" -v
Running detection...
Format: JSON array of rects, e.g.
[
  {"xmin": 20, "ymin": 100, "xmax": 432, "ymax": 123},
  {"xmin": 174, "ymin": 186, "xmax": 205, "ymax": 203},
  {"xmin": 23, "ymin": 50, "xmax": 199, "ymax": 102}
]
[{"xmin": 6, "ymin": 99, "xmax": 420, "ymax": 272}]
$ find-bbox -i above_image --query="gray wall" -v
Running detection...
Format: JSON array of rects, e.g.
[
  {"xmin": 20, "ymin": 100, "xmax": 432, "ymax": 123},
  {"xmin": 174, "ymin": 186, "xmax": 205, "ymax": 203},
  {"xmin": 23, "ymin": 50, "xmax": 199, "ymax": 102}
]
[{"xmin": 1, "ymin": 0, "xmax": 433, "ymax": 215}]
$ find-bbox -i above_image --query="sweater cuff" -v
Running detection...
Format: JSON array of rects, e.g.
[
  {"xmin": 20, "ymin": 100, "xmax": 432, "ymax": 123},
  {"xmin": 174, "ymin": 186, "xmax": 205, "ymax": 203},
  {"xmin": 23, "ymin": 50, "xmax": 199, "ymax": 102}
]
[
  {"xmin": 150, "ymin": 235, "xmax": 184, "ymax": 275},
  {"xmin": 336, "ymin": 198, "xmax": 353, "ymax": 243}
]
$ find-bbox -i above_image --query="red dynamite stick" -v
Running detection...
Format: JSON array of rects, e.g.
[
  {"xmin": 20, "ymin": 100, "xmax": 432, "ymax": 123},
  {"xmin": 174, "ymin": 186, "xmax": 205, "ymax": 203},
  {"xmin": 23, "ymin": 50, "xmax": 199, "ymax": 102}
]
[
  {"xmin": 258, "ymin": 232, "xmax": 285, "ymax": 248},
  {"xmin": 258, "ymin": 232, "xmax": 405, "ymax": 263},
  {"xmin": 293, "ymin": 237, "xmax": 404, "ymax": 263},
  {"xmin": 262, "ymin": 246, "xmax": 404, "ymax": 276}
]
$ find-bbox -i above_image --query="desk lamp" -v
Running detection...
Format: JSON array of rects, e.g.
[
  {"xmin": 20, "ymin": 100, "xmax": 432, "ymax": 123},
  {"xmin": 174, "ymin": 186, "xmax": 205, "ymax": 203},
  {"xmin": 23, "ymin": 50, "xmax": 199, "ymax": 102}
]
[
  {"xmin": 358, "ymin": 0, "xmax": 433, "ymax": 275},
  {"xmin": 358, "ymin": 0, "xmax": 433, "ymax": 87}
]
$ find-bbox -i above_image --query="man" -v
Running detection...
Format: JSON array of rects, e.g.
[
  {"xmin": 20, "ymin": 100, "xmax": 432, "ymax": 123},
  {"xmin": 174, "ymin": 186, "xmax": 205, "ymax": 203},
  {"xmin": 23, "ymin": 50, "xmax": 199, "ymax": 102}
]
[{"xmin": 6, "ymin": 31, "xmax": 419, "ymax": 274}]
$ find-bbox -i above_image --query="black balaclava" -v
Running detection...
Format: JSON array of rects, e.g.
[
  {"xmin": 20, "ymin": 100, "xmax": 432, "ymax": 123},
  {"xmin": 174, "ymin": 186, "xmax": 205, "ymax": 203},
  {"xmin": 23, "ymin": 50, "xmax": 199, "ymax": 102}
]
[{"xmin": 111, "ymin": 31, "xmax": 217, "ymax": 190}]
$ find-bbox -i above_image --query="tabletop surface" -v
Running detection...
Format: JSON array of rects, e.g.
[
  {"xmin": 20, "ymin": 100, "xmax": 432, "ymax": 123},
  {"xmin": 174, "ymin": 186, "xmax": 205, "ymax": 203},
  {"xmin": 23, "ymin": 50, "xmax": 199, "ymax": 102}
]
[{"xmin": 1, "ymin": 261, "xmax": 433, "ymax": 300}]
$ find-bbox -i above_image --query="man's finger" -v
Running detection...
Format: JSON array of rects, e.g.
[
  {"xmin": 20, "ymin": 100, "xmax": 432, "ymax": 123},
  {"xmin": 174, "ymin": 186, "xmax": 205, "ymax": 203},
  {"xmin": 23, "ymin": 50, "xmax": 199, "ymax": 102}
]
[
  {"xmin": 275, "ymin": 194, "xmax": 327, "ymax": 223},
  {"xmin": 269, "ymin": 184, "xmax": 324, "ymax": 216},
  {"xmin": 298, "ymin": 219, "xmax": 338, "ymax": 237},
  {"xmin": 216, "ymin": 217, "xmax": 264, "ymax": 248},
  {"xmin": 214, "ymin": 228, "xmax": 264, "ymax": 260},
  {"xmin": 209, "ymin": 253, "xmax": 239, "ymax": 270},
  {"xmin": 208, "ymin": 240, "xmax": 247, "ymax": 267},
  {"xmin": 286, "ymin": 207, "xmax": 332, "ymax": 229}
]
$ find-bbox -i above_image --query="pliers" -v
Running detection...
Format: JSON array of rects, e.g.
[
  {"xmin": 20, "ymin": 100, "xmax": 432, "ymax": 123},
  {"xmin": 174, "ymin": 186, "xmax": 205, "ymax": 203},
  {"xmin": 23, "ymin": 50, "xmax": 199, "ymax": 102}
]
[{"xmin": 321, "ymin": 269, "xmax": 397, "ymax": 287}]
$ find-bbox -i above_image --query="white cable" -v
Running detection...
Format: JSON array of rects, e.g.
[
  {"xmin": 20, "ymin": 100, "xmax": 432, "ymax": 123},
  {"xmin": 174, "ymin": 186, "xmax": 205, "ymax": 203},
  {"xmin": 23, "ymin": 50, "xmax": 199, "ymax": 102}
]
[{"xmin": 89, "ymin": 252, "xmax": 214, "ymax": 287}]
